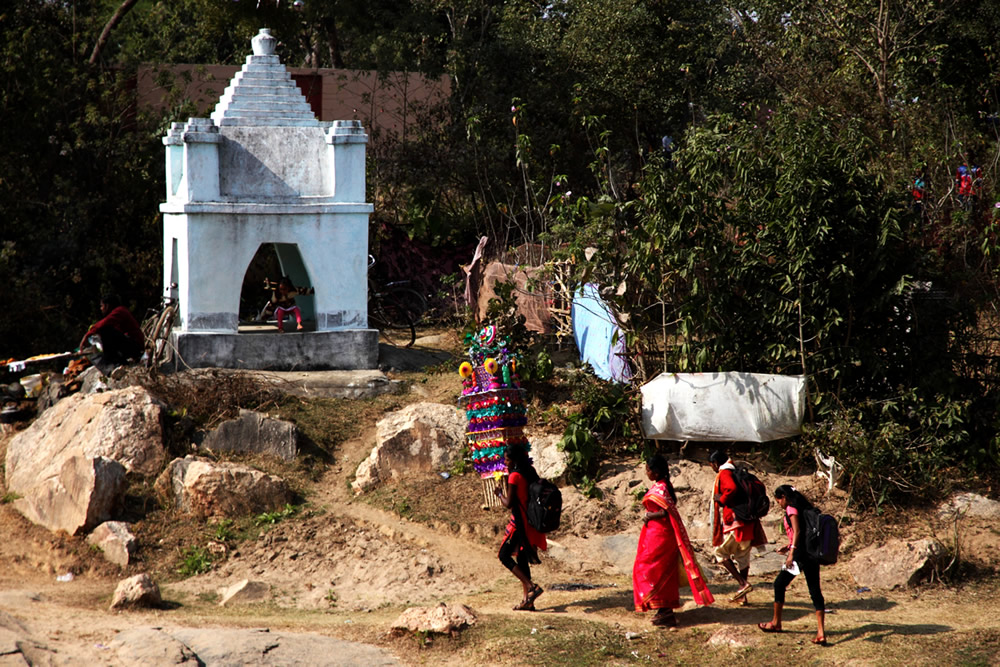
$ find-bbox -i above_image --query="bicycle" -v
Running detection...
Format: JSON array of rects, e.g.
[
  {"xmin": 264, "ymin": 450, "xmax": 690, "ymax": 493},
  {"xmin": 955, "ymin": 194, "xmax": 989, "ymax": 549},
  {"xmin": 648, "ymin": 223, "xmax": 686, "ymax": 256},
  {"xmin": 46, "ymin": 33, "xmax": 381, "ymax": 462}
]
[
  {"xmin": 141, "ymin": 286, "xmax": 178, "ymax": 369},
  {"xmin": 367, "ymin": 256, "xmax": 427, "ymax": 348}
]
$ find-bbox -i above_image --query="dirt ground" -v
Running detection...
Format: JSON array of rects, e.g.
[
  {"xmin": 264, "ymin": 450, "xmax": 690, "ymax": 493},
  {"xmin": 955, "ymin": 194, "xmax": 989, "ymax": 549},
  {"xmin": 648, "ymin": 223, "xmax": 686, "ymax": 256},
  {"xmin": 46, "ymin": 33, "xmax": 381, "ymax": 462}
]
[{"xmin": 1, "ymin": 331, "xmax": 1000, "ymax": 665}]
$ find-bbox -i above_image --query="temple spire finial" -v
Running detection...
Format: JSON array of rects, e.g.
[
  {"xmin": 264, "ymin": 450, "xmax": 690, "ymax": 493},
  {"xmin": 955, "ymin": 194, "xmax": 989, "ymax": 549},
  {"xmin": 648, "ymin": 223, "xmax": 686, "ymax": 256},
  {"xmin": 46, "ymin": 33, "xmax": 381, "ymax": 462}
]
[{"xmin": 251, "ymin": 28, "xmax": 276, "ymax": 56}]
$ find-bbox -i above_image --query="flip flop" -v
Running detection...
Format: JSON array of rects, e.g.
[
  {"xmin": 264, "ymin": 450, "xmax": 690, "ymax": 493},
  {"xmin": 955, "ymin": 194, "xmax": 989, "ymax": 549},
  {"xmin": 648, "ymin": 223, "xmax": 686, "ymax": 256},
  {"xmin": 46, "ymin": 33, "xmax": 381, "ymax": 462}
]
[
  {"xmin": 812, "ymin": 637, "xmax": 828, "ymax": 646},
  {"xmin": 757, "ymin": 622, "xmax": 782, "ymax": 633}
]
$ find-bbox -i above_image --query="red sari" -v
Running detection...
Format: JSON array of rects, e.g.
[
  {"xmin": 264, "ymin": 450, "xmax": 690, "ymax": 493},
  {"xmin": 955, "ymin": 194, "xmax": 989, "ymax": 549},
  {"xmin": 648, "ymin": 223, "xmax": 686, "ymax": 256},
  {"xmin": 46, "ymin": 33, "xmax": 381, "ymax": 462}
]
[{"xmin": 633, "ymin": 480, "xmax": 714, "ymax": 611}]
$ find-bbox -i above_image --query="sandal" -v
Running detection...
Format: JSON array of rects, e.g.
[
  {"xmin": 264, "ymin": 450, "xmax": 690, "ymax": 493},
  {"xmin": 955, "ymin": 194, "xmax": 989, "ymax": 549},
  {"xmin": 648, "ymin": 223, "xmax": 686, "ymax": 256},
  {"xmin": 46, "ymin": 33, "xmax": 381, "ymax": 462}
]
[
  {"xmin": 812, "ymin": 637, "xmax": 828, "ymax": 646},
  {"xmin": 757, "ymin": 622, "xmax": 782, "ymax": 633},
  {"xmin": 730, "ymin": 583, "xmax": 753, "ymax": 601},
  {"xmin": 513, "ymin": 599, "xmax": 536, "ymax": 611},
  {"xmin": 651, "ymin": 611, "xmax": 678, "ymax": 627},
  {"xmin": 526, "ymin": 584, "xmax": 544, "ymax": 605}
]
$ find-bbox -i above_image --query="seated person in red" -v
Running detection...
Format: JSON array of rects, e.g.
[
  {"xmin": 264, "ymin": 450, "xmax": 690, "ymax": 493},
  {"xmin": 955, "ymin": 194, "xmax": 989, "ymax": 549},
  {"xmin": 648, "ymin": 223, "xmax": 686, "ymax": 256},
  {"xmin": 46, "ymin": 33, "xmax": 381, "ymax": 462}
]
[{"xmin": 79, "ymin": 293, "xmax": 145, "ymax": 367}]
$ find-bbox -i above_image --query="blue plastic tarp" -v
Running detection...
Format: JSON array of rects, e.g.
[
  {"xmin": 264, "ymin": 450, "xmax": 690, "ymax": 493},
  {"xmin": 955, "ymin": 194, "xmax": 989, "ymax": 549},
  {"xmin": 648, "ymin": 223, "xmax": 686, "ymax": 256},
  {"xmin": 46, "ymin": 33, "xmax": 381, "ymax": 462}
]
[{"xmin": 571, "ymin": 284, "xmax": 632, "ymax": 383}]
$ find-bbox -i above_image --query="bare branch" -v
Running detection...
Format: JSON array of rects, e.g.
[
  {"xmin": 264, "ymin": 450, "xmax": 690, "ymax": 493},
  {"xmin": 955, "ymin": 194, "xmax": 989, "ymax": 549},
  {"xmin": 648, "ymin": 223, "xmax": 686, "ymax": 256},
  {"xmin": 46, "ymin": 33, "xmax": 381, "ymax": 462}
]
[{"xmin": 89, "ymin": 0, "xmax": 139, "ymax": 66}]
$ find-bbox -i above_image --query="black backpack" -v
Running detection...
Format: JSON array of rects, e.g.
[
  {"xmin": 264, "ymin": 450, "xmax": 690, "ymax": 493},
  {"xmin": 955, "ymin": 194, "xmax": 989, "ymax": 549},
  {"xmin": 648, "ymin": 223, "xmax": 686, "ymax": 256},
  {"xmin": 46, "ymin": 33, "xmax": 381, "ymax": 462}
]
[
  {"xmin": 526, "ymin": 478, "xmax": 562, "ymax": 533},
  {"xmin": 729, "ymin": 466, "xmax": 770, "ymax": 523},
  {"xmin": 802, "ymin": 508, "xmax": 840, "ymax": 565}
]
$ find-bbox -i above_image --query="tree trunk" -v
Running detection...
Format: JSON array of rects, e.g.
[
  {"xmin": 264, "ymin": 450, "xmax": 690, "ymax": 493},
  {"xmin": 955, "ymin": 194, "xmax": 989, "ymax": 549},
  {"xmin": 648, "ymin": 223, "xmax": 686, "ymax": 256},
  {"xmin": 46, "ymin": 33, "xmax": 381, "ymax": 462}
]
[{"xmin": 89, "ymin": 0, "xmax": 139, "ymax": 65}]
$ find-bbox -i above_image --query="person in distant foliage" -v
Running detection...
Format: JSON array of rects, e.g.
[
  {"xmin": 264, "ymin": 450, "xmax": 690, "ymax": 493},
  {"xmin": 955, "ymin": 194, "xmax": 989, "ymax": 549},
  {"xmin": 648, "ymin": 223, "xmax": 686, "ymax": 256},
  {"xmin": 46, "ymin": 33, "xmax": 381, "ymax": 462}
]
[
  {"xmin": 632, "ymin": 454, "xmax": 714, "ymax": 627},
  {"xmin": 757, "ymin": 485, "xmax": 828, "ymax": 646},
  {"xmin": 79, "ymin": 293, "xmax": 144, "ymax": 369},
  {"xmin": 709, "ymin": 448, "xmax": 767, "ymax": 605},
  {"xmin": 495, "ymin": 443, "xmax": 546, "ymax": 611}
]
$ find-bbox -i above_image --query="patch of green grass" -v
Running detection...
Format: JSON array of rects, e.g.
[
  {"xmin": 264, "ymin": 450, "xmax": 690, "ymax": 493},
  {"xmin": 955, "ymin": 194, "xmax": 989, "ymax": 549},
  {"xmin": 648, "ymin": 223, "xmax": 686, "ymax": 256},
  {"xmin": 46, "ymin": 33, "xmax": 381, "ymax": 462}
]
[
  {"xmin": 212, "ymin": 518, "xmax": 235, "ymax": 541},
  {"xmin": 254, "ymin": 503, "xmax": 298, "ymax": 526},
  {"xmin": 1, "ymin": 492, "xmax": 21, "ymax": 504},
  {"xmin": 177, "ymin": 546, "xmax": 213, "ymax": 576}
]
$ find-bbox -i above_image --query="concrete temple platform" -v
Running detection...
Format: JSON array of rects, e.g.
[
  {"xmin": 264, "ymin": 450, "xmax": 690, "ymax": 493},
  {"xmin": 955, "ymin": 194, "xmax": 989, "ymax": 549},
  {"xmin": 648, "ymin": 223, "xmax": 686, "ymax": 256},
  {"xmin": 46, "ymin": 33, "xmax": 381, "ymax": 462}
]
[
  {"xmin": 175, "ymin": 366, "xmax": 403, "ymax": 400},
  {"xmin": 170, "ymin": 329, "xmax": 378, "ymax": 372}
]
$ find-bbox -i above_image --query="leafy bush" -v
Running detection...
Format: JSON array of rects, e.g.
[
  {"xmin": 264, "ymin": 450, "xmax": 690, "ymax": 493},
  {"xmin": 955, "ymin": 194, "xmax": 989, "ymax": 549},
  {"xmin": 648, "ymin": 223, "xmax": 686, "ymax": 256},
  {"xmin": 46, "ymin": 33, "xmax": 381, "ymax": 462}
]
[
  {"xmin": 802, "ymin": 389, "xmax": 976, "ymax": 509},
  {"xmin": 177, "ymin": 546, "xmax": 213, "ymax": 576}
]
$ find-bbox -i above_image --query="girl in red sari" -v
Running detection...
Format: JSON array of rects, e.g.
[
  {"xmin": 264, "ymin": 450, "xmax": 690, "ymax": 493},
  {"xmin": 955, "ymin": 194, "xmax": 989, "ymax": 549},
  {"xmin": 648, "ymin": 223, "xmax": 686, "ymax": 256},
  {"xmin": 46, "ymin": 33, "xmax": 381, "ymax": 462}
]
[
  {"xmin": 495, "ymin": 444, "xmax": 547, "ymax": 611},
  {"xmin": 633, "ymin": 454, "xmax": 714, "ymax": 626}
]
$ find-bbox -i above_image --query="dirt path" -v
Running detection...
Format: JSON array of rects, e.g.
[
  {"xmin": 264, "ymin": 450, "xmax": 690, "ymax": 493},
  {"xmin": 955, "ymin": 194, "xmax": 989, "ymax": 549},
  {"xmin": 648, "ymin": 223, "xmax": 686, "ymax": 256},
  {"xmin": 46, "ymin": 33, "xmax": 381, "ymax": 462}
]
[{"xmin": 2, "ymin": 355, "xmax": 999, "ymax": 664}]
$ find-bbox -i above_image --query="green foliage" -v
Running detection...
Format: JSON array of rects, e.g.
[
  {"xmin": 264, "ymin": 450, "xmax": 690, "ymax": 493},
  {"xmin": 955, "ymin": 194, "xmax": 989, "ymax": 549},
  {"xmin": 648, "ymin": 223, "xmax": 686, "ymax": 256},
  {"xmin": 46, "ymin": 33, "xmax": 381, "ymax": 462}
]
[
  {"xmin": 253, "ymin": 503, "xmax": 298, "ymax": 527},
  {"xmin": 177, "ymin": 546, "xmax": 213, "ymax": 576},
  {"xmin": 0, "ymin": 492, "xmax": 21, "ymax": 504},
  {"xmin": 559, "ymin": 420, "xmax": 600, "ymax": 479},
  {"xmin": 802, "ymin": 389, "xmax": 981, "ymax": 510},
  {"xmin": 212, "ymin": 519, "xmax": 235, "ymax": 542},
  {"xmin": 450, "ymin": 446, "xmax": 470, "ymax": 476}
]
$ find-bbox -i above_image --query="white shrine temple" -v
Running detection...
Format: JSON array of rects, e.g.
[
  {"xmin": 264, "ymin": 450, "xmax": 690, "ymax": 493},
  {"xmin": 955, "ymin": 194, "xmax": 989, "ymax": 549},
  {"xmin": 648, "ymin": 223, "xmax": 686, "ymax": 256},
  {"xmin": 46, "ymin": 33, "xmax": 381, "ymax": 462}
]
[{"xmin": 159, "ymin": 28, "xmax": 376, "ymax": 370}]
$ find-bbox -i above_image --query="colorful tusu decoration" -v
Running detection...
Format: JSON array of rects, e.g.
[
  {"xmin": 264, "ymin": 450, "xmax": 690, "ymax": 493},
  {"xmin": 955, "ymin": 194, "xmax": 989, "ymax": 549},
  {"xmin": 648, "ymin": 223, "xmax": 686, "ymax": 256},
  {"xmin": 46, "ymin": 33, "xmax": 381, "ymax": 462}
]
[{"xmin": 459, "ymin": 325, "xmax": 528, "ymax": 507}]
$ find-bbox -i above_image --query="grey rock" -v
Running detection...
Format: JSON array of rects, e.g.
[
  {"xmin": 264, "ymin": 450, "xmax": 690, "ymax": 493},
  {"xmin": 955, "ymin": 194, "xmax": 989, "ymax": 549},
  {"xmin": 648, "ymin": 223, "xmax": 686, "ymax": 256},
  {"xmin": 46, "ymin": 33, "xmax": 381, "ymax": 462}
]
[
  {"xmin": 849, "ymin": 538, "xmax": 944, "ymax": 590},
  {"xmin": 352, "ymin": 402, "xmax": 465, "ymax": 494},
  {"xmin": 938, "ymin": 492, "xmax": 1000, "ymax": 520},
  {"xmin": 110, "ymin": 627, "xmax": 200, "ymax": 665},
  {"xmin": 168, "ymin": 627, "xmax": 401, "ymax": 666},
  {"xmin": 202, "ymin": 409, "xmax": 299, "ymax": 461}
]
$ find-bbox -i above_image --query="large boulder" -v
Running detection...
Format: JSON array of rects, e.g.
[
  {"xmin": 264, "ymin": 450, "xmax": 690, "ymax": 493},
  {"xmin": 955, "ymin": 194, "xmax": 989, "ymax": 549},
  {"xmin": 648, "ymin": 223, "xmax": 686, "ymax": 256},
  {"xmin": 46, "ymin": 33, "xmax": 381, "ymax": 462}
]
[
  {"xmin": 849, "ymin": 538, "xmax": 944, "ymax": 590},
  {"xmin": 352, "ymin": 402, "xmax": 465, "ymax": 494},
  {"xmin": 10, "ymin": 455, "xmax": 126, "ymax": 535},
  {"xmin": 201, "ymin": 409, "xmax": 299, "ymax": 461},
  {"xmin": 6, "ymin": 386, "xmax": 167, "ymax": 479},
  {"xmin": 155, "ymin": 456, "xmax": 292, "ymax": 519}
]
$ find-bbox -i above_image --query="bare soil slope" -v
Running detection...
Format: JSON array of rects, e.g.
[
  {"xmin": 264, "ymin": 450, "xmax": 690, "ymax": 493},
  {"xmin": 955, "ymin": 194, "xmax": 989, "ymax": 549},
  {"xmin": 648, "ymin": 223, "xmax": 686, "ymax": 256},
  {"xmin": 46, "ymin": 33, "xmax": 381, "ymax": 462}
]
[{"xmin": 0, "ymin": 334, "xmax": 999, "ymax": 665}]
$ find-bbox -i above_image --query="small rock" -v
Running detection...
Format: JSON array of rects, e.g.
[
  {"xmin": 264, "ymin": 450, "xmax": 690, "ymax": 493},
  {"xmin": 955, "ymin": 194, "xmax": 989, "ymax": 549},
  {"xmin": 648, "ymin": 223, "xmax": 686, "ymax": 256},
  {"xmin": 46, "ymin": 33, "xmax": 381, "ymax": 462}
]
[{"xmin": 110, "ymin": 574, "xmax": 162, "ymax": 611}]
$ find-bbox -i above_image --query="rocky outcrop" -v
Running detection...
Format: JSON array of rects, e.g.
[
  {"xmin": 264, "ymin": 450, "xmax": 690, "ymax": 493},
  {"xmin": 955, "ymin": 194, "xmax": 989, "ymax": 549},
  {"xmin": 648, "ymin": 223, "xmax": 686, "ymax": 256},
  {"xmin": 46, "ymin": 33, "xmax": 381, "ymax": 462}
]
[
  {"xmin": 5, "ymin": 385, "xmax": 167, "ymax": 479},
  {"xmin": 87, "ymin": 521, "xmax": 137, "ymax": 568},
  {"xmin": 352, "ymin": 402, "xmax": 465, "ymax": 494},
  {"xmin": 112, "ymin": 627, "xmax": 400, "ymax": 666},
  {"xmin": 849, "ymin": 538, "xmax": 944, "ymax": 589},
  {"xmin": 201, "ymin": 409, "xmax": 299, "ymax": 461},
  {"xmin": 110, "ymin": 573, "xmax": 162, "ymax": 610},
  {"xmin": 390, "ymin": 603, "xmax": 477, "ymax": 635},
  {"xmin": 155, "ymin": 456, "xmax": 291, "ymax": 519}
]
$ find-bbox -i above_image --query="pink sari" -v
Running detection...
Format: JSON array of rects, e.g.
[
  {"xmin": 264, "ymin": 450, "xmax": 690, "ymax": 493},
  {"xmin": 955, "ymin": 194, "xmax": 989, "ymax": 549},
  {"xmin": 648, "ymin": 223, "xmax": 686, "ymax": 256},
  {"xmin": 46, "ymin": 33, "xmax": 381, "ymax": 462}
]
[{"xmin": 633, "ymin": 480, "xmax": 714, "ymax": 611}]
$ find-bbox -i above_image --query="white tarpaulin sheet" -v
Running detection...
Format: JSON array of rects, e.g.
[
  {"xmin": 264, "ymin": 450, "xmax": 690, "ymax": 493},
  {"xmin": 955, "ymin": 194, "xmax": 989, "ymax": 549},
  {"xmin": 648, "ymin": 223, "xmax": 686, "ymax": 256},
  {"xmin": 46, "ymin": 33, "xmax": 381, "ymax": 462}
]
[{"xmin": 640, "ymin": 372, "xmax": 806, "ymax": 442}]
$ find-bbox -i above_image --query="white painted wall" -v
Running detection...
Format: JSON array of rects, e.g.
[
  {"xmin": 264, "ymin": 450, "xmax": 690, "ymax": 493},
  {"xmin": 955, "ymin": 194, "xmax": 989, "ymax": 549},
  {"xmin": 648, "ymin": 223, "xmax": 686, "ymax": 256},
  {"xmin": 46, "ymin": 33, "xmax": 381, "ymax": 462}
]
[{"xmin": 159, "ymin": 29, "xmax": 372, "ymax": 335}]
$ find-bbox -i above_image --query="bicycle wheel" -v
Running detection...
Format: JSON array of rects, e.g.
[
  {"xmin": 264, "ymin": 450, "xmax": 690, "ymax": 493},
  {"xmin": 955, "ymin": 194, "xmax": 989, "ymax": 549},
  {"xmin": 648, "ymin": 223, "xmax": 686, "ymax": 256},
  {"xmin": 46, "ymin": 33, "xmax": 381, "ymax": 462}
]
[
  {"xmin": 145, "ymin": 305, "xmax": 177, "ymax": 368},
  {"xmin": 370, "ymin": 291, "xmax": 416, "ymax": 347},
  {"xmin": 383, "ymin": 284, "xmax": 427, "ymax": 322}
]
